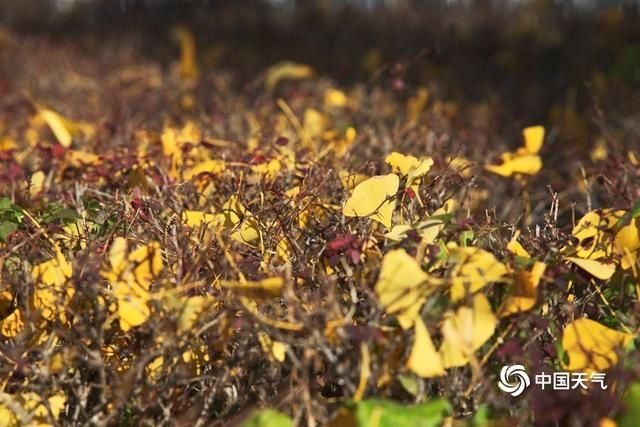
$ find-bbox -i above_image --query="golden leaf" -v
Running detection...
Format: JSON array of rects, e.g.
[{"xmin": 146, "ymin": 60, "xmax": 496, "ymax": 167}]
[
  {"xmin": 182, "ymin": 210, "xmax": 222, "ymax": 229},
  {"xmin": 39, "ymin": 108, "xmax": 93, "ymax": 148},
  {"xmin": 171, "ymin": 26, "xmax": 199, "ymax": 81},
  {"xmin": 498, "ymin": 261, "xmax": 545, "ymax": 317},
  {"xmin": 324, "ymin": 88, "xmax": 350, "ymax": 108},
  {"xmin": 571, "ymin": 209, "xmax": 622, "ymax": 260},
  {"xmin": 375, "ymin": 249, "xmax": 440, "ymax": 329},
  {"xmin": 1, "ymin": 309, "xmax": 24, "ymax": 338},
  {"xmin": 567, "ymin": 257, "xmax": 616, "ymax": 281},
  {"xmin": 615, "ymin": 218, "xmax": 640, "ymax": 270},
  {"xmin": 31, "ymin": 247, "xmax": 73, "ymax": 321},
  {"xmin": 30, "ymin": 171, "xmax": 46, "ymax": 195},
  {"xmin": 439, "ymin": 294, "xmax": 497, "ymax": 368},
  {"xmin": 221, "ymin": 277, "xmax": 284, "ymax": 299},
  {"xmin": 343, "ymin": 174, "xmax": 399, "ymax": 230},
  {"xmin": 562, "ymin": 318, "xmax": 632, "ymax": 371},
  {"xmin": 448, "ymin": 244, "xmax": 507, "ymax": 301},
  {"xmin": 485, "ymin": 125, "xmax": 545, "ymax": 177},
  {"xmin": 265, "ymin": 61, "xmax": 314, "ymax": 90},
  {"xmin": 103, "ymin": 238, "xmax": 164, "ymax": 331},
  {"xmin": 507, "ymin": 234, "xmax": 530, "ymax": 258},
  {"xmin": 407, "ymin": 316, "xmax": 445, "ymax": 378},
  {"xmin": 258, "ymin": 331, "xmax": 287, "ymax": 363},
  {"xmin": 385, "ymin": 152, "xmax": 434, "ymax": 180}
]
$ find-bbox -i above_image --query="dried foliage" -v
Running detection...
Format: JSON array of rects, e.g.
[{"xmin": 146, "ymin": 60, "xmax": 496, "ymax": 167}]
[{"xmin": 1, "ymin": 3, "xmax": 640, "ymax": 426}]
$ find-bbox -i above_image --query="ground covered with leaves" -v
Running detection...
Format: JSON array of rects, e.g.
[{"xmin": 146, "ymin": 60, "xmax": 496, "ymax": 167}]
[{"xmin": 1, "ymin": 3, "xmax": 640, "ymax": 426}]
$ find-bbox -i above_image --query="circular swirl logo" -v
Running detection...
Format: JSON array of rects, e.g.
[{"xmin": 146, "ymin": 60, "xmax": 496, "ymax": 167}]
[{"xmin": 498, "ymin": 365, "xmax": 530, "ymax": 397}]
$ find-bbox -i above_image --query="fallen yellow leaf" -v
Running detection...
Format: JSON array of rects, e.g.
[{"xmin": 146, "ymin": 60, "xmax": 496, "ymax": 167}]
[
  {"xmin": 562, "ymin": 318, "xmax": 632, "ymax": 371},
  {"xmin": 343, "ymin": 174, "xmax": 399, "ymax": 230}
]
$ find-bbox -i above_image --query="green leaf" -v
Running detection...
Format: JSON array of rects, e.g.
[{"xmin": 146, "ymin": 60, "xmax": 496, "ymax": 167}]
[
  {"xmin": 427, "ymin": 213, "xmax": 453, "ymax": 223},
  {"xmin": 0, "ymin": 197, "xmax": 24, "ymax": 223},
  {"xmin": 618, "ymin": 382, "xmax": 640, "ymax": 427},
  {"xmin": 472, "ymin": 404, "xmax": 491, "ymax": 426},
  {"xmin": 334, "ymin": 398, "xmax": 451, "ymax": 427},
  {"xmin": 0, "ymin": 197, "xmax": 13, "ymax": 210},
  {"xmin": 614, "ymin": 201, "xmax": 640, "ymax": 232},
  {"xmin": 398, "ymin": 374, "xmax": 420, "ymax": 396},
  {"xmin": 459, "ymin": 230, "xmax": 474, "ymax": 247},
  {"xmin": 41, "ymin": 204, "xmax": 80, "ymax": 224},
  {"xmin": 0, "ymin": 221, "xmax": 18, "ymax": 241},
  {"xmin": 240, "ymin": 409, "xmax": 293, "ymax": 427}
]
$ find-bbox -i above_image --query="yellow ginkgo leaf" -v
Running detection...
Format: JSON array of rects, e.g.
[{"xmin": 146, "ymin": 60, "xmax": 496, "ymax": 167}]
[
  {"xmin": 343, "ymin": 174, "xmax": 399, "ymax": 230},
  {"xmin": 439, "ymin": 294, "xmax": 497, "ymax": 368},
  {"xmin": 567, "ymin": 257, "xmax": 616, "ymax": 280},
  {"xmin": 32, "ymin": 247, "xmax": 73, "ymax": 321},
  {"xmin": 181, "ymin": 343, "xmax": 211, "ymax": 376},
  {"xmin": 507, "ymin": 234, "xmax": 531, "ymax": 258},
  {"xmin": 591, "ymin": 138, "xmax": 609, "ymax": 161},
  {"xmin": 571, "ymin": 209, "xmax": 622, "ymax": 259},
  {"xmin": 448, "ymin": 245, "xmax": 508, "ymax": 301},
  {"xmin": 0, "ymin": 391, "xmax": 66, "ymax": 427},
  {"xmin": 184, "ymin": 159, "xmax": 226, "ymax": 180},
  {"xmin": 39, "ymin": 108, "xmax": 93, "ymax": 148},
  {"xmin": 385, "ymin": 209, "xmax": 449, "ymax": 244},
  {"xmin": 485, "ymin": 125, "xmax": 545, "ymax": 177},
  {"xmin": 117, "ymin": 294, "xmax": 150, "ymax": 332},
  {"xmin": 562, "ymin": 317, "xmax": 632, "ymax": 371},
  {"xmin": 339, "ymin": 171, "xmax": 368, "ymax": 191},
  {"xmin": 523, "ymin": 125, "xmax": 545, "ymax": 154},
  {"xmin": 384, "ymin": 225, "xmax": 413, "ymax": 241},
  {"xmin": 375, "ymin": 249, "xmax": 441, "ymax": 329},
  {"xmin": 251, "ymin": 158, "xmax": 282, "ymax": 180},
  {"xmin": 221, "ymin": 277, "xmax": 284, "ymax": 298},
  {"xmin": 407, "ymin": 158, "xmax": 434, "ymax": 183},
  {"xmin": 67, "ymin": 149, "xmax": 101, "ymax": 167},
  {"xmin": 385, "ymin": 152, "xmax": 434, "ymax": 181},
  {"xmin": 0, "ymin": 290, "xmax": 13, "ymax": 317},
  {"xmin": 323, "ymin": 126, "xmax": 357, "ymax": 158},
  {"xmin": 182, "ymin": 210, "xmax": 222, "ymax": 229},
  {"xmin": 161, "ymin": 121, "xmax": 201, "ymax": 158},
  {"xmin": 127, "ymin": 241, "xmax": 163, "ymax": 289},
  {"xmin": 39, "ymin": 109, "xmax": 72, "ymax": 147},
  {"xmin": 171, "ymin": 26, "xmax": 199, "ymax": 81},
  {"xmin": 1, "ymin": 309, "xmax": 24, "ymax": 338},
  {"xmin": 485, "ymin": 153, "xmax": 542, "ymax": 177},
  {"xmin": 177, "ymin": 295, "xmax": 214, "ymax": 333},
  {"xmin": 30, "ymin": 171, "xmax": 46, "ymax": 195},
  {"xmin": 448, "ymin": 156, "xmax": 474, "ymax": 178},
  {"xmin": 303, "ymin": 108, "xmax": 327, "ymax": 140},
  {"xmin": 230, "ymin": 220, "xmax": 261, "ymax": 244},
  {"xmin": 58, "ymin": 219, "xmax": 93, "ymax": 250},
  {"xmin": 386, "ymin": 152, "xmax": 421, "ymax": 176},
  {"xmin": 417, "ymin": 201, "xmax": 455, "ymax": 248},
  {"xmin": 222, "ymin": 195, "xmax": 261, "ymax": 244},
  {"xmin": 270, "ymin": 340, "xmax": 287, "ymax": 362},
  {"xmin": 265, "ymin": 61, "xmax": 314, "ymax": 90},
  {"xmin": 103, "ymin": 238, "xmax": 164, "ymax": 331},
  {"xmin": 324, "ymin": 88, "xmax": 349, "ymax": 108},
  {"xmin": 0, "ymin": 136, "xmax": 17, "ymax": 151},
  {"xmin": 0, "ymin": 408, "xmax": 15, "ymax": 426},
  {"xmin": 498, "ymin": 261, "xmax": 545, "ymax": 317},
  {"xmin": 407, "ymin": 316, "xmax": 445, "ymax": 378},
  {"xmin": 405, "ymin": 87, "xmax": 429, "ymax": 125},
  {"xmin": 258, "ymin": 331, "xmax": 287, "ymax": 362},
  {"xmin": 146, "ymin": 356, "xmax": 164, "ymax": 383},
  {"xmin": 615, "ymin": 218, "xmax": 640, "ymax": 270}
]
